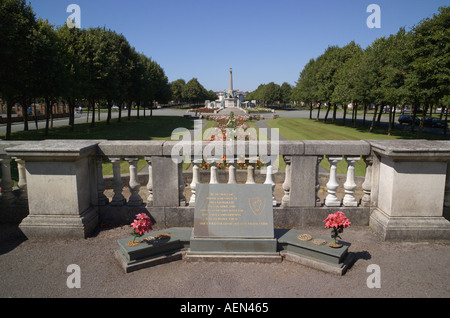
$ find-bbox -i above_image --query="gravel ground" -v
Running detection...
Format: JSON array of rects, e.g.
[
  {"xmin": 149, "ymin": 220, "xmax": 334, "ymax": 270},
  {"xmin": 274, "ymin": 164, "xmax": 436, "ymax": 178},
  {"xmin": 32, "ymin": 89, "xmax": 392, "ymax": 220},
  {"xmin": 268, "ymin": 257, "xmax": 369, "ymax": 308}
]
[{"xmin": 0, "ymin": 224, "xmax": 449, "ymax": 299}]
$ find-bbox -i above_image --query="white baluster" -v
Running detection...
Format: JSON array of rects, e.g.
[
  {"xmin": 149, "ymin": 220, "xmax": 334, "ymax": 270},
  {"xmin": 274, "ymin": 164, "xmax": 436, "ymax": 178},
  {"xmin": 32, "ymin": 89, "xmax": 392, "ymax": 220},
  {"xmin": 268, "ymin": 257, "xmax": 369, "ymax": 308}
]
[
  {"xmin": 361, "ymin": 156, "xmax": 373, "ymax": 207},
  {"xmin": 109, "ymin": 157, "xmax": 125, "ymax": 206},
  {"xmin": 145, "ymin": 157, "xmax": 153, "ymax": 207},
  {"xmin": 245, "ymin": 159, "xmax": 256, "ymax": 184},
  {"xmin": 316, "ymin": 155, "xmax": 324, "ymax": 206},
  {"xmin": 209, "ymin": 162, "xmax": 218, "ymax": 184},
  {"xmin": 343, "ymin": 156, "xmax": 359, "ymax": 207},
  {"xmin": 14, "ymin": 158, "xmax": 28, "ymax": 207},
  {"xmin": 324, "ymin": 156, "xmax": 341, "ymax": 207},
  {"xmin": 96, "ymin": 157, "xmax": 109, "ymax": 206},
  {"xmin": 227, "ymin": 162, "xmax": 237, "ymax": 184},
  {"xmin": 264, "ymin": 164, "xmax": 276, "ymax": 206},
  {"xmin": 189, "ymin": 160, "xmax": 200, "ymax": 206},
  {"xmin": 0, "ymin": 157, "xmax": 15, "ymax": 205},
  {"xmin": 281, "ymin": 156, "xmax": 291, "ymax": 207},
  {"xmin": 126, "ymin": 157, "xmax": 143, "ymax": 206},
  {"xmin": 178, "ymin": 162, "xmax": 186, "ymax": 206}
]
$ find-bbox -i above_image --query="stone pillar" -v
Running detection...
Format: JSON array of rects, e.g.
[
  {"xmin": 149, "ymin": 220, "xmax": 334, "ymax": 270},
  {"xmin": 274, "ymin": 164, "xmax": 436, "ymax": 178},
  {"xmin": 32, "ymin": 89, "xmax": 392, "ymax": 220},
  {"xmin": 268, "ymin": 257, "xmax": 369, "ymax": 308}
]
[
  {"xmin": 145, "ymin": 157, "xmax": 153, "ymax": 207},
  {"xmin": 281, "ymin": 156, "xmax": 291, "ymax": 207},
  {"xmin": 289, "ymin": 156, "xmax": 319, "ymax": 207},
  {"xmin": 96, "ymin": 156, "xmax": 109, "ymax": 206},
  {"xmin": 190, "ymin": 160, "xmax": 200, "ymax": 206},
  {"xmin": 109, "ymin": 157, "xmax": 126, "ymax": 206},
  {"xmin": 14, "ymin": 158, "xmax": 28, "ymax": 207},
  {"xmin": 0, "ymin": 157, "xmax": 16, "ymax": 206},
  {"xmin": 264, "ymin": 164, "xmax": 276, "ymax": 206},
  {"xmin": 209, "ymin": 163, "xmax": 218, "ymax": 184},
  {"xmin": 245, "ymin": 162, "xmax": 256, "ymax": 184},
  {"xmin": 368, "ymin": 140, "xmax": 450, "ymax": 241},
  {"xmin": 361, "ymin": 156, "xmax": 373, "ymax": 207},
  {"xmin": 126, "ymin": 157, "xmax": 143, "ymax": 207},
  {"xmin": 152, "ymin": 156, "xmax": 181, "ymax": 207},
  {"xmin": 6, "ymin": 140, "xmax": 100, "ymax": 239},
  {"xmin": 324, "ymin": 156, "xmax": 342, "ymax": 207},
  {"xmin": 227, "ymin": 162, "xmax": 237, "ymax": 184},
  {"xmin": 342, "ymin": 156, "xmax": 359, "ymax": 207}
]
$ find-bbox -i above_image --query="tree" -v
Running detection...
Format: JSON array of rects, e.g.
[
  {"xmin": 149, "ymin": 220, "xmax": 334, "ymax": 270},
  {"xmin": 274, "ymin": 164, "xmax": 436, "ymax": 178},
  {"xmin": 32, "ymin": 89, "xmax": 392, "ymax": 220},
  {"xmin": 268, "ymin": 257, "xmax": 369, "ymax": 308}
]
[
  {"xmin": 263, "ymin": 82, "xmax": 281, "ymax": 105},
  {"xmin": 170, "ymin": 79, "xmax": 186, "ymax": 104},
  {"xmin": 0, "ymin": 0, "xmax": 37, "ymax": 139},
  {"xmin": 331, "ymin": 43, "xmax": 364, "ymax": 126},
  {"xmin": 182, "ymin": 78, "xmax": 207, "ymax": 104},
  {"xmin": 280, "ymin": 82, "xmax": 292, "ymax": 106},
  {"xmin": 292, "ymin": 58, "xmax": 319, "ymax": 119},
  {"xmin": 406, "ymin": 6, "xmax": 450, "ymax": 137},
  {"xmin": 33, "ymin": 19, "xmax": 65, "ymax": 135}
]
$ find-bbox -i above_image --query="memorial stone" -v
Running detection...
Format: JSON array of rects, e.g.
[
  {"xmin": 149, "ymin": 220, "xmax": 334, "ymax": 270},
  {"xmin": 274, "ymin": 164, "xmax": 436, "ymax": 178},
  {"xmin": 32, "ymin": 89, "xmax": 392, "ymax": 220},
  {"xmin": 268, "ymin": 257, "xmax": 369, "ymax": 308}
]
[{"xmin": 187, "ymin": 184, "xmax": 281, "ymax": 261}]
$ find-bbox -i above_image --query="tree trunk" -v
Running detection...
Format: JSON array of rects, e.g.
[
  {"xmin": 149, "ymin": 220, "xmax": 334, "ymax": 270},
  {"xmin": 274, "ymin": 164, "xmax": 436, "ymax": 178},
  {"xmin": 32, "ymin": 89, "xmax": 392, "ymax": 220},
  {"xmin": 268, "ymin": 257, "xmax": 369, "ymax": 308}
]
[
  {"xmin": 309, "ymin": 102, "xmax": 313, "ymax": 119},
  {"xmin": 137, "ymin": 101, "xmax": 140, "ymax": 119},
  {"xmin": 118, "ymin": 101, "xmax": 123, "ymax": 123},
  {"xmin": 376, "ymin": 104, "xmax": 383, "ymax": 126},
  {"xmin": 316, "ymin": 102, "xmax": 321, "ymax": 121},
  {"xmin": 90, "ymin": 99, "xmax": 96, "ymax": 128},
  {"xmin": 369, "ymin": 104, "xmax": 378, "ymax": 132},
  {"xmin": 5, "ymin": 98, "xmax": 13, "ymax": 140},
  {"xmin": 363, "ymin": 104, "xmax": 367, "ymax": 126},
  {"xmin": 21, "ymin": 99, "xmax": 29, "ymax": 131},
  {"xmin": 33, "ymin": 102, "xmax": 39, "ymax": 130},
  {"xmin": 342, "ymin": 104, "xmax": 347, "ymax": 126},
  {"xmin": 444, "ymin": 106, "xmax": 448, "ymax": 137},
  {"xmin": 324, "ymin": 104, "xmax": 331, "ymax": 123},
  {"xmin": 332, "ymin": 104, "xmax": 337, "ymax": 124},
  {"xmin": 352, "ymin": 103, "xmax": 358, "ymax": 127},
  {"xmin": 44, "ymin": 97, "xmax": 51, "ymax": 136},
  {"xmin": 106, "ymin": 99, "xmax": 112, "ymax": 125},
  {"xmin": 417, "ymin": 104, "xmax": 429, "ymax": 138},
  {"xmin": 127, "ymin": 100, "xmax": 132, "ymax": 120},
  {"xmin": 387, "ymin": 105, "xmax": 395, "ymax": 136},
  {"xmin": 69, "ymin": 98, "xmax": 75, "ymax": 131},
  {"xmin": 411, "ymin": 104, "xmax": 418, "ymax": 133}
]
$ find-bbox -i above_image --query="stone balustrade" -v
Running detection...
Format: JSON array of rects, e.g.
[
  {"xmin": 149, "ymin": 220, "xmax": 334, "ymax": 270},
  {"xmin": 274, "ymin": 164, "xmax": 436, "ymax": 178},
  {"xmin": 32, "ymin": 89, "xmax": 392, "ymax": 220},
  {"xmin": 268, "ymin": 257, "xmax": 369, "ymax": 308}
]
[{"xmin": 1, "ymin": 139, "xmax": 449, "ymax": 241}]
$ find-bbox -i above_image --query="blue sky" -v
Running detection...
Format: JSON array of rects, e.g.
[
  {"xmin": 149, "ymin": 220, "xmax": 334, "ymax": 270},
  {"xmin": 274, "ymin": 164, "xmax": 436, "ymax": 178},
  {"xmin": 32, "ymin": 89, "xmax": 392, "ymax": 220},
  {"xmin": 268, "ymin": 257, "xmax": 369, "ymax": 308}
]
[{"xmin": 27, "ymin": 0, "xmax": 448, "ymax": 92}]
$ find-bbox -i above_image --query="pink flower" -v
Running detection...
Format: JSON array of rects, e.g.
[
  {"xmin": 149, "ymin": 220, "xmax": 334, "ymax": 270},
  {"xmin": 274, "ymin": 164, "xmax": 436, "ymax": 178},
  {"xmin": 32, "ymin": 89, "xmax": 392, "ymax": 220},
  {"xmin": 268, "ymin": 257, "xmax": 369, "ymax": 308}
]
[
  {"xmin": 323, "ymin": 211, "xmax": 351, "ymax": 229},
  {"xmin": 131, "ymin": 213, "xmax": 153, "ymax": 236}
]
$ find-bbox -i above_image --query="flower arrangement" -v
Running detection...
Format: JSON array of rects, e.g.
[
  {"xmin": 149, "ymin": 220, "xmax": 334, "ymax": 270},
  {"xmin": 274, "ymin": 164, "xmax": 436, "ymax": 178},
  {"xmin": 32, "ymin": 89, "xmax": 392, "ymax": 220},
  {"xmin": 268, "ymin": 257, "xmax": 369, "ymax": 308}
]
[
  {"xmin": 128, "ymin": 213, "xmax": 153, "ymax": 246},
  {"xmin": 323, "ymin": 211, "xmax": 351, "ymax": 247}
]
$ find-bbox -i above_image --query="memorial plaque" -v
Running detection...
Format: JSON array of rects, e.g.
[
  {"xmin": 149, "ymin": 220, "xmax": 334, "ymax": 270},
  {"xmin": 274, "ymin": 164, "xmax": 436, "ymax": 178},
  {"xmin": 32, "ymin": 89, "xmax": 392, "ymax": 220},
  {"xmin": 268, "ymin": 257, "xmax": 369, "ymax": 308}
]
[{"xmin": 193, "ymin": 184, "xmax": 274, "ymax": 239}]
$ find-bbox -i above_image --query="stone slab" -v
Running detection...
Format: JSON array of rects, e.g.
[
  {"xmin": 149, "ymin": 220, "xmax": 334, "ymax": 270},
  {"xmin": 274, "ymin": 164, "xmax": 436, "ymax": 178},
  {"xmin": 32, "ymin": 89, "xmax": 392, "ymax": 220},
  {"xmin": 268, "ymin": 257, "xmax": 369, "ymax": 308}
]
[
  {"xmin": 115, "ymin": 249, "xmax": 185, "ymax": 273},
  {"xmin": 115, "ymin": 227, "xmax": 192, "ymax": 272},
  {"xmin": 98, "ymin": 140, "xmax": 164, "ymax": 157},
  {"xmin": 276, "ymin": 228, "xmax": 351, "ymax": 272},
  {"xmin": 193, "ymin": 184, "xmax": 274, "ymax": 239},
  {"xmin": 184, "ymin": 253, "xmax": 282, "ymax": 263},
  {"xmin": 189, "ymin": 236, "xmax": 278, "ymax": 255}
]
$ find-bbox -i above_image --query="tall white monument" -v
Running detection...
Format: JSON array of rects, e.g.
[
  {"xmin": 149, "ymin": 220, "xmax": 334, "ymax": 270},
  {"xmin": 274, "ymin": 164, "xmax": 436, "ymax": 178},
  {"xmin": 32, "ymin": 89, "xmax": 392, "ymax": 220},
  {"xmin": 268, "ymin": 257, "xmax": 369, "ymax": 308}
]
[{"xmin": 207, "ymin": 68, "xmax": 247, "ymax": 109}]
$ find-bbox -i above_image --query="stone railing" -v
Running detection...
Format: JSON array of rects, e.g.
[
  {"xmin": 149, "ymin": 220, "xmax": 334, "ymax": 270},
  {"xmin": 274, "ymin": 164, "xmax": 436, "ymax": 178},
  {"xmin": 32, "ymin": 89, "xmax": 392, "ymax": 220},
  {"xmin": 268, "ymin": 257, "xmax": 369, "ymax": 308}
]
[{"xmin": 1, "ymin": 139, "xmax": 449, "ymax": 241}]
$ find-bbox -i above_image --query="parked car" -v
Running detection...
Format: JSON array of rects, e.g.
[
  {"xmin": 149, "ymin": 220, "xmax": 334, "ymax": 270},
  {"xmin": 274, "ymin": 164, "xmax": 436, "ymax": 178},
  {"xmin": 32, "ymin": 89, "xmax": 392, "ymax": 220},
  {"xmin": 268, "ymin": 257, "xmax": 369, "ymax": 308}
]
[
  {"xmin": 398, "ymin": 115, "xmax": 419, "ymax": 125},
  {"xmin": 424, "ymin": 117, "xmax": 447, "ymax": 128}
]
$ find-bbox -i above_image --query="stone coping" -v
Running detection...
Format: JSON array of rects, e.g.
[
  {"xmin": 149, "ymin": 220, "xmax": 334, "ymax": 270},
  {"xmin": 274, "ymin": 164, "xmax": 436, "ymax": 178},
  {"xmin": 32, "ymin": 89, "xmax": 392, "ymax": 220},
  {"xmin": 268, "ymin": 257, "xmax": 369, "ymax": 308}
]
[
  {"xmin": 2, "ymin": 139, "xmax": 449, "ymax": 159},
  {"xmin": 368, "ymin": 140, "xmax": 450, "ymax": 160}
]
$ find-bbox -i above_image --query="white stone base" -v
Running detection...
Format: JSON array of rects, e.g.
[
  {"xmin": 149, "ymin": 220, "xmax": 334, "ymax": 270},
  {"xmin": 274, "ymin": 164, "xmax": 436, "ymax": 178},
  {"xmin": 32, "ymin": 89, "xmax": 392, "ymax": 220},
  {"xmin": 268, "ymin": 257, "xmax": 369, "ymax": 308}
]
[{"xmin": 370, "ymin": 208, "xmax": 450, "ymax": 241}]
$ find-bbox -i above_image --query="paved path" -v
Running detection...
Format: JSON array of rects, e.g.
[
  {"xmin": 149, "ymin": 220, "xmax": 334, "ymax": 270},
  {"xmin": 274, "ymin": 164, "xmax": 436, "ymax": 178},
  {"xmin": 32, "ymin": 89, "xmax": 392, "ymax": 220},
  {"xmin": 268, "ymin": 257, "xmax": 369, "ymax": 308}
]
[{"xmin": 0, "ymin": 224, "xmax": 448, "ymax": 299}]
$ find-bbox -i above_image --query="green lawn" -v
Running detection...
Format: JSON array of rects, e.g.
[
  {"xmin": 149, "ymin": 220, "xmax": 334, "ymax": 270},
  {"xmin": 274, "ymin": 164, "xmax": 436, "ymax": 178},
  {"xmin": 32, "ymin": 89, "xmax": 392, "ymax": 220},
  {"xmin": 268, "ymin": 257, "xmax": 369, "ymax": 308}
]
[
  {"xmin": 2, "ymin": 116, "xmax": 194, "ymax": 141},
  {"xmin": 1, "ymin": 116, "xmax": 195, "ymax": 179},
  {"xmin": 265, "ymin": 118, "xmax": 448, "ymax": 176}
]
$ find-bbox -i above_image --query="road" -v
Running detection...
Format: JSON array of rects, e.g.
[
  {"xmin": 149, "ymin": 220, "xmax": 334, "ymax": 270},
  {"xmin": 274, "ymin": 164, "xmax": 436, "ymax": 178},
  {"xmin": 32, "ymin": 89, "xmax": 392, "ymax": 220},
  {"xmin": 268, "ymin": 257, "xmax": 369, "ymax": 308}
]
[{"xmin": 0, "ymin": 107, "xmax": 446, "ymax": 137}]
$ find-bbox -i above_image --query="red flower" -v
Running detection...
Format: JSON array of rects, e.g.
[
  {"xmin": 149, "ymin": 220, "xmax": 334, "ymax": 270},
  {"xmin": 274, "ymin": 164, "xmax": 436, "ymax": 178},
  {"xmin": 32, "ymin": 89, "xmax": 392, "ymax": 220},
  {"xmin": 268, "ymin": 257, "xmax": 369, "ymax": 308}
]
[{"xmin": 131, "ymin": 213, "xmax": 153, "ymax": 236}]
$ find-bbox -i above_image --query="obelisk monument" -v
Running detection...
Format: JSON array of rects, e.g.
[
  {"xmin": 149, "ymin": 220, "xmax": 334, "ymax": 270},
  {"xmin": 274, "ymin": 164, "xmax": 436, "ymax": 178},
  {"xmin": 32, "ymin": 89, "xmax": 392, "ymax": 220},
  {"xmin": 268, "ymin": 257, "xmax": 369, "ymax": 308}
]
[{"xmin": 229, "ymin": 68, "xmax": 233, "ymax": 92}]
